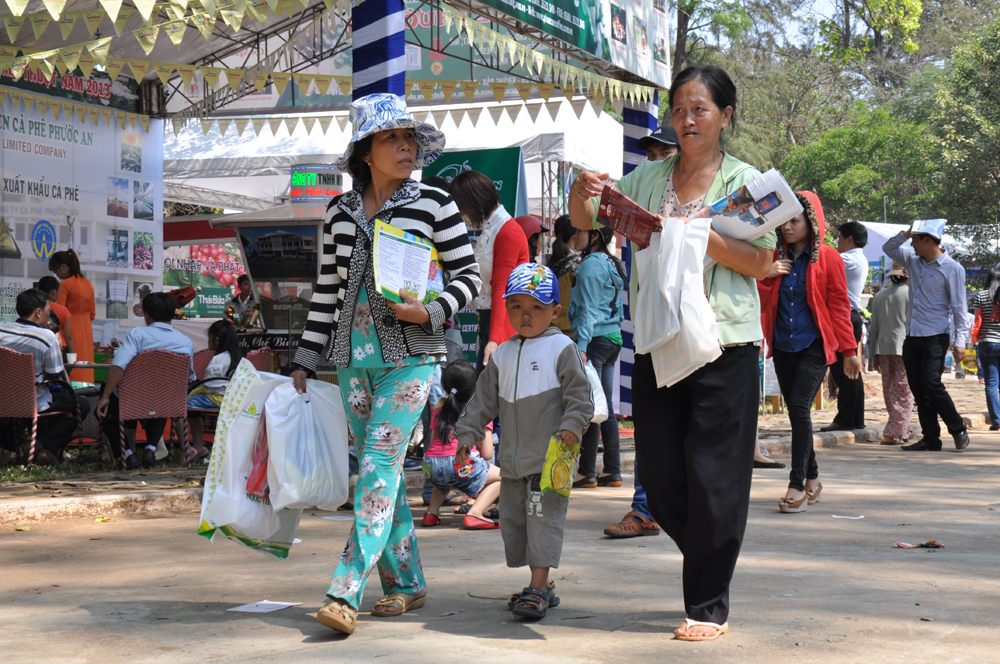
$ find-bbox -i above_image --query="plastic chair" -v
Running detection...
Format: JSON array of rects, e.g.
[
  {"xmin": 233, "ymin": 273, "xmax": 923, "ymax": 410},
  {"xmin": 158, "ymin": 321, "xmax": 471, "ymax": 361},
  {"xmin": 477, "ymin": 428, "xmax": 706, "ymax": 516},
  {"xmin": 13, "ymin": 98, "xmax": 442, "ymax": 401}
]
[
  {"xmin": 193, "ymin": 349, "xmax": 214, "ymax": 381},
  {"xmin": 246, "ymin": 348, "xmax": 273, "ymax": 372},
  {"xmin": 0, "ymin": 346, "xmax": 79, "ymax": 466},
  {"xmin": 117, "ymin": 349, "xmax": 191, "ymax": 467}
]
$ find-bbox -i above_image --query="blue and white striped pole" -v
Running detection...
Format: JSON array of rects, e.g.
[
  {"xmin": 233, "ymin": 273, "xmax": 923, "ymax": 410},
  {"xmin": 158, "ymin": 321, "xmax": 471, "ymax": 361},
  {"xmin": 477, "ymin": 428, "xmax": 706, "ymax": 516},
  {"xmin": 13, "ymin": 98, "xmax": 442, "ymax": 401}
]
[
  {"xmin": 617, "ymin": 92, "xmax": 659, "ymax": 417},
  {"xmin": 351, "ymin": 0, "xmax": 407, "ymax": 97}
]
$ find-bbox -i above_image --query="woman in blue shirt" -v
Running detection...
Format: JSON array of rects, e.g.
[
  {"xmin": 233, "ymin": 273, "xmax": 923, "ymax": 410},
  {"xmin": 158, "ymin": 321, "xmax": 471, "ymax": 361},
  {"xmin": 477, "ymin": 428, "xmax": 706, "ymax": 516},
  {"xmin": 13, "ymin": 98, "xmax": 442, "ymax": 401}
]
[{"xmin": 569, "ymin": 226, "xmax": 626, "ymax": 488}]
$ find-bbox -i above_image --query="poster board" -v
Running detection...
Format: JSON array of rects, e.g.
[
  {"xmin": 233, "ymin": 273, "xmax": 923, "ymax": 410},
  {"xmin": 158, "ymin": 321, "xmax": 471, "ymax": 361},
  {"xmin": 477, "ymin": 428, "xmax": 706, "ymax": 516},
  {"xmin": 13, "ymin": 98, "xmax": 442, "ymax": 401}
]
[
  {"xmin": 162, "ymin": 242, "xmax": 247, "ymax": 317},
  {"xmin": 425, "ymin": 147, "xmax": 528, "ymax": 218},
  {"xmin": 0, "ymin": 88, "xmax": 163, "ymax": 342}
]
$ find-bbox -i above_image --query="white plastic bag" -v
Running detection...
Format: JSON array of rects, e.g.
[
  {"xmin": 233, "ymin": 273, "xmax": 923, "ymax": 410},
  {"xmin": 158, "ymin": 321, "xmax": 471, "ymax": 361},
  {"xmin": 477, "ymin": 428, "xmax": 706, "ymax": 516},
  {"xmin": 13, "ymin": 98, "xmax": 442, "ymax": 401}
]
[
  {"xmin": 265, "ymin": 381, "xmax": 350, "ymax": 511},
  {"xmin": 198, "ymin": 359, "xmax": 303, "ymax": 559},
  {"xmin": 632, "ymin": 228, "xmax": 682, "ymax": 354},
  {"xmin": 585, "ymin": 361, "xmax": 609, "ymax": 424},
  {"xmin": 649, "ymin": 218, "xmax": 722, "ymax": 387}
]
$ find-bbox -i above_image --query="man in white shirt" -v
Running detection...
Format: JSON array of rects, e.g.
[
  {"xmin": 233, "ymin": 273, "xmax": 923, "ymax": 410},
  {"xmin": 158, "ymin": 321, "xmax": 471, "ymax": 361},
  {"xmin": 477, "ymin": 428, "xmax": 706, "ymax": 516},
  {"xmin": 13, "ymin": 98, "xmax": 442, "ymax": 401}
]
[
  {"xmin": 0, "ymin": 289, "xmax": 91, "ymax": 465},
  {"xmin": 822, "ymin": 222, "xmax": 868, "ymax": 431}
]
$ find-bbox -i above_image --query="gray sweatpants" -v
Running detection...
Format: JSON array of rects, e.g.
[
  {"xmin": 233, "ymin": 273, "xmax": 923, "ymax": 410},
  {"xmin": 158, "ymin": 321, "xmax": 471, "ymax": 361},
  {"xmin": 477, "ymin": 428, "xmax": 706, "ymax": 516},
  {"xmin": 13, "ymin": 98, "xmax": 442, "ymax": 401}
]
[{"xmin": 499, "ymin": 474, "xmax": 570, "ymax": 569}]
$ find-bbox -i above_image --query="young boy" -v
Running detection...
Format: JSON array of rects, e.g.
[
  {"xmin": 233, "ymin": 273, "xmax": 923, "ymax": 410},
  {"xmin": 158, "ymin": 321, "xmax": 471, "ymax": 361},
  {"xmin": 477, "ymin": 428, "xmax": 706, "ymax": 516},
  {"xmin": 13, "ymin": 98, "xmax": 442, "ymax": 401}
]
[{"xmin": 455, "ymin": 262, "xmax": 594, "ymax": 619}]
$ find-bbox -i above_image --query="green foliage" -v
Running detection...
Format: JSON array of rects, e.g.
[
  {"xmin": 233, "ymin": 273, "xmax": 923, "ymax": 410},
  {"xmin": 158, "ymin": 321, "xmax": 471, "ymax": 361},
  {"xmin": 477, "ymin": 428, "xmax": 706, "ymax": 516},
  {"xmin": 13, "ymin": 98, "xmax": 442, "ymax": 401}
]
[
  {"xmin": 779, "ymin": 104, "xmax": 940, "ymax": 226},
  {"xmin": 817, "ymin": 0, "xmax": 923, "ymax": 64}
]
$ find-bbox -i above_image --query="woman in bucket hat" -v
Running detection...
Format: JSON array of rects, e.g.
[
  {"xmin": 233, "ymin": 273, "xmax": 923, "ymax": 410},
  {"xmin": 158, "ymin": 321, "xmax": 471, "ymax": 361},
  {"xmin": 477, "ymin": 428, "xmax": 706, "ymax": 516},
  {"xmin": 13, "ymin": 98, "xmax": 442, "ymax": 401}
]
[{"xmin": 290, "ymin": 93, "xmax": 481, "ymax": 635}]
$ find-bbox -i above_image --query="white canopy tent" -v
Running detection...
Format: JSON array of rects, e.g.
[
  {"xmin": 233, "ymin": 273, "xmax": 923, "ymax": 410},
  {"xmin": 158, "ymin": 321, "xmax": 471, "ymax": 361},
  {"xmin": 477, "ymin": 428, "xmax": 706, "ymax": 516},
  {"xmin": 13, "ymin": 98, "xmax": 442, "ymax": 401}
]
[{"xmin": 163, "ymin": 98, "xmax": 623, "ymax": 214}]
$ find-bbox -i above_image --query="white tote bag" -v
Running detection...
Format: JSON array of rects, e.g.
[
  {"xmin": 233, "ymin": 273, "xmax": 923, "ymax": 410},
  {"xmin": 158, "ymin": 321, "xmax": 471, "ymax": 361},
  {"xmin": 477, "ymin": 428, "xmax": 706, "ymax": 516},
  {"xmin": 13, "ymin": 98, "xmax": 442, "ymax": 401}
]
[
  {"xmin": 198, "ymin": 359, "xmax": 303, "ymax": 559},
  {"xmin": 584, "ymin": 361, "xmax": 609, "ymax": 424},
  {"xmin": 265, "ymin": 381, "xmax": 350, "ymax": 511},
  {"xmin": 632, "ymin": 226, "xmax": 683, "ymax": 355}
]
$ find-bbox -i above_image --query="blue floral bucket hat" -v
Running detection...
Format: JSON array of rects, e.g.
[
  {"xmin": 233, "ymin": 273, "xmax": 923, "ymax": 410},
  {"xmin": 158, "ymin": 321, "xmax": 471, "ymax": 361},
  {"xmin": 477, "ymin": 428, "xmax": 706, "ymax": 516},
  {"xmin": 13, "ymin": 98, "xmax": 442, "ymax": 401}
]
[{"xmin": 333, "ymin": 93, "xmax": 445, "ymax": 171}]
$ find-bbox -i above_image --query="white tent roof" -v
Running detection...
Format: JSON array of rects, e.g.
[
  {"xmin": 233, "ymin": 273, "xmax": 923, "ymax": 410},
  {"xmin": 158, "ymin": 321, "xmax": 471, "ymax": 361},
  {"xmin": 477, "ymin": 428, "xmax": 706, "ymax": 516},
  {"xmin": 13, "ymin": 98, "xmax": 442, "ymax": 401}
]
[{"xmin": 163, "ymin": 99, "xmax": 622, "ymax": 205}]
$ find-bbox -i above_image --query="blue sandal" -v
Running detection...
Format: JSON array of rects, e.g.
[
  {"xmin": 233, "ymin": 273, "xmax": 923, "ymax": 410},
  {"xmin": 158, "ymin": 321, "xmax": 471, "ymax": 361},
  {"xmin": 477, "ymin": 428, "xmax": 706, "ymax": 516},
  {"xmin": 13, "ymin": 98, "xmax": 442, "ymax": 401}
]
[
  {"xmin": 511, "ymin": 586, "xmax": 552, "ymax": 619},
  {"xmin": 507, "ymin": 580, "xmax": 559, "ymax": 610}
]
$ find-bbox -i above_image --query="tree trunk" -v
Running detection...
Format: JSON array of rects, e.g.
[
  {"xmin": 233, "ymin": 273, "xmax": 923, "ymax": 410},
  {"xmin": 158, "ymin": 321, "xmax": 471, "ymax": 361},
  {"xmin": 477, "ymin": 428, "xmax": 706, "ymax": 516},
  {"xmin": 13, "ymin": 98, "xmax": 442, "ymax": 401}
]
[{"xmin": 673, "ymin": 2, "xmax": 691, "ymax": 78}]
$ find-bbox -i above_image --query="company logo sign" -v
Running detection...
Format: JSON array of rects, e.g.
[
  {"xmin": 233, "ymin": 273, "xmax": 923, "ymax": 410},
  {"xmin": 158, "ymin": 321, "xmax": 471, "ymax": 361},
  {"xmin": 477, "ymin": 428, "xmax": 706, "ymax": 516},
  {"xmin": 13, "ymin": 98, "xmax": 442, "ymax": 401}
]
[{"xmin": 31, "ymin": 219, "xmax": 56, "ymax": 261}]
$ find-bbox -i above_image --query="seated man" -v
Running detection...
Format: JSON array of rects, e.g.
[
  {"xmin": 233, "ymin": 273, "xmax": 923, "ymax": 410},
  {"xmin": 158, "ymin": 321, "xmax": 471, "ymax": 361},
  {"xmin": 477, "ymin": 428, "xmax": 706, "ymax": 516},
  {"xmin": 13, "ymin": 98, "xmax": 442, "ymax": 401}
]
[
  {"xmin": 96, "ymin": 292, "xmax": 195, "ymax": 470},
  {"xmin": 0, "ymin": 288, "xmax": 91, "ymax": 465}
]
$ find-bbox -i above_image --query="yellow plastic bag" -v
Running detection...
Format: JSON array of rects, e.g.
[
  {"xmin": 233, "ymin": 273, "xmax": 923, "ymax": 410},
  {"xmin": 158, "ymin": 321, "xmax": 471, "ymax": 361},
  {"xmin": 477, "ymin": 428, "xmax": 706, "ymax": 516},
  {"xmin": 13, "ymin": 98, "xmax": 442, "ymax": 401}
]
[{"xmin": 539, "ymin": 431, "xmax": 579, "ymax": 498}]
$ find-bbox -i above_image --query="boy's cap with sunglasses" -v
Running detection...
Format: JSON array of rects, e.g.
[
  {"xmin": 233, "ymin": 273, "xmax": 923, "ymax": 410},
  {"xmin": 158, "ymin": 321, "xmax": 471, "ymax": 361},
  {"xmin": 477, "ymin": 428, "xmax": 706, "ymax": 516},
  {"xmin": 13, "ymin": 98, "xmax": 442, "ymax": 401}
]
[{"xmin": 504, "ymin": 262, "xmax": 559, "ymax": 305}]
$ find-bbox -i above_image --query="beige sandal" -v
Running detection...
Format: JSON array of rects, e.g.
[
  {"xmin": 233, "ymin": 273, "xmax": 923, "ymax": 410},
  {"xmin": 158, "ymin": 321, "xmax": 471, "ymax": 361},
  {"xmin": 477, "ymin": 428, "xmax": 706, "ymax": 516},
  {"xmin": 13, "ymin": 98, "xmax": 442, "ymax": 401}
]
[
  {"xmin": 674, "ymin": 618, "xmax": 730, "ymax": 641},
  {"xmin": 806, "ymin": 481, "xmax": 823, "ymax": 505},
  {"xmin": 317, "ymin": 599, "xmax": 357, "ymax": 635},
  {"xmin": 371, "ymin": 592, "xmax": 426, "ymax": 617},
  {"xmin": 778, "ymin": 492, "xmax": 808, "ymax": 513}
]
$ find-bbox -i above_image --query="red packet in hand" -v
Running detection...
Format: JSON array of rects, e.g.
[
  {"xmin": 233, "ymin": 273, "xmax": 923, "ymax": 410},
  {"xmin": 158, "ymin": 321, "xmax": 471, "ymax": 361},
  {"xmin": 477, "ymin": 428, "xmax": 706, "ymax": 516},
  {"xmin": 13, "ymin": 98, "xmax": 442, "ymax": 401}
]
[
  {"xmin": 246, "ymin": 415, "xmax": 270, "ymax": 498},
  {"xmin": 597, "ymin": 185, "xmax": 662, "ymax": 249}
]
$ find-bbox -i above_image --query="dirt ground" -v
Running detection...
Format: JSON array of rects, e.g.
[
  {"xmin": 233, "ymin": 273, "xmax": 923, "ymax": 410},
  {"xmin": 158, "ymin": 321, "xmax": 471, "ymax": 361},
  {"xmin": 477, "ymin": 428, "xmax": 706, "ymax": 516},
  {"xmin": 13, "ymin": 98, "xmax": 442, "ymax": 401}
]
[{"xmin": 4, "ymin": 424, "xmax": 1000, "ymax": 664}]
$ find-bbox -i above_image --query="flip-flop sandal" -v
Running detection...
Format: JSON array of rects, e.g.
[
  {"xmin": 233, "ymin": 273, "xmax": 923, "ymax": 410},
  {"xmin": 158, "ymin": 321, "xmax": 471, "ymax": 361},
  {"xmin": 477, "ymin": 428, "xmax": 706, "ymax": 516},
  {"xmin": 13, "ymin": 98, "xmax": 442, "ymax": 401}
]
[
  {"xmin": 317, "ymin": 600, "xmax": 357, "ymax": 635},
  {"xmin": 511, "ymin": 586, "xmax": 550, "ymax": 619},
  {"xmin": 454, "ymin": 503, "xmax": 472, "ymax": 514},
  {"xmin": 753, "ymin": 459, "xmax": 785, "ymax": 469},
  {"xmin": 371, "ymin": 592, "xmax": 426, "ymax": 617},
  {"xmin": 184, "ymin": 446, "xmax": 209, "ymax": 466},
  {"xmin": 674, "ymin": 618, "xmax": 729, "ymax": 641},
  {"xmin": 508, "ymin": 580, "xmax": 559, "ymax": 610}
]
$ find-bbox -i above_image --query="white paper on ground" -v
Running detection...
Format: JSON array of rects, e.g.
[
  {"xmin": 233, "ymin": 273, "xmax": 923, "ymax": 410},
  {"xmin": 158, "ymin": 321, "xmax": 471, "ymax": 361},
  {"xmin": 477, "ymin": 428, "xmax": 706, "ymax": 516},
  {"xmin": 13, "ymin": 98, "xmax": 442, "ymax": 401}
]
[
  {"xmin": 322, "ymin": 515, "xmax": 353, "ymax": 521},
  {"xmin": 228, "ymin": 601, "xmax": 303, "ymax": 613},
  {"xmin": 831, "ymin": 515, "xmax": 864, "ymax": 519}
]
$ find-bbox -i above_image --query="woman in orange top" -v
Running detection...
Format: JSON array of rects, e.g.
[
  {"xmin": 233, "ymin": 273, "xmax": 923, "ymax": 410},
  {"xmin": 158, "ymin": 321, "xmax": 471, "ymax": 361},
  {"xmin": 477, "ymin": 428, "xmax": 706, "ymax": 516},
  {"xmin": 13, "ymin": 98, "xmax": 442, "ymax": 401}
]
[
  {"xmin": 38, "ymin": 275, "xmax": 74, "ymax": 355},
  {"xmin": 49, "ymin": 249, "xmax": 96, "ymax": 382}
]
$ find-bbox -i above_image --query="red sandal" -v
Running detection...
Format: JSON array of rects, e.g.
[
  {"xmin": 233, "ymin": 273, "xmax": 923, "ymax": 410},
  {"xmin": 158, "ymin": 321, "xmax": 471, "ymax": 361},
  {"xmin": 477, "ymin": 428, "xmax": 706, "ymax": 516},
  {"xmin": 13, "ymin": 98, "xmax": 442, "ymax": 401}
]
[
  {"xmin": 462, "ymin": 514, "xmax": 499, "ymax": 530},
  {"xmin": 421, "ymin": 513, "xmax": 441, "ymax": 527}
]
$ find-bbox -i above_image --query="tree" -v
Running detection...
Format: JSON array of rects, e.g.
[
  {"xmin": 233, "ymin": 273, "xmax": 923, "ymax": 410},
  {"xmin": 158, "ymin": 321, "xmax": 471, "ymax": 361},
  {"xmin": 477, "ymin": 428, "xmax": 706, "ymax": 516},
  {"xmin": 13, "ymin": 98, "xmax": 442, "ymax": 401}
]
[
  {"xmin": 932, "ymin": 18, "xmax": 1000, "ymax": 262},
  {"xmin": 672, "ymin": 0, "xmax": 752, "ymax": 74},
  {"xmin": 779, "ymin": 105, "xmax": 940, "ymax": 226}
]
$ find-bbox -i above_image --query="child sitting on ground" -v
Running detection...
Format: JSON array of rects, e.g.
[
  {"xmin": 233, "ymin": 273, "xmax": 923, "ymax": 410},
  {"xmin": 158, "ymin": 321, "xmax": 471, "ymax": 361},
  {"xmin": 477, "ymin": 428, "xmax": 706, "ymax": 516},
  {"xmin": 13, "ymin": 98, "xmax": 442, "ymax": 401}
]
[
  {"xmin": 183, "ymin": 320, "xmax": 242, "ymax": 464},
  {"xmin": 421, "ymin": 359, "xmax": 502, "ymax": 530},
  {"xmin": 455, "ymin": 263, "xmax": 594, "ymax": 620}
]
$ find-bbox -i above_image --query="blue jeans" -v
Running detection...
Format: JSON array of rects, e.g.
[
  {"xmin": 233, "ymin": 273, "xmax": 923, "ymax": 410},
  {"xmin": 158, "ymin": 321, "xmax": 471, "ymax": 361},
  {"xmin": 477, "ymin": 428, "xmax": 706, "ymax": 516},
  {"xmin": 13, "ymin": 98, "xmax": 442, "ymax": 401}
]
[
  {"xmin": 630, "ymin": 448, "xmax": 652, "ymax": 519},
  {"xmin": 579, "ymin": 336, "xmax": 621, "ymax": 477},
  {"xmin": 979, "ymin": 342, "xmax": 1000, "ymax": 425}
]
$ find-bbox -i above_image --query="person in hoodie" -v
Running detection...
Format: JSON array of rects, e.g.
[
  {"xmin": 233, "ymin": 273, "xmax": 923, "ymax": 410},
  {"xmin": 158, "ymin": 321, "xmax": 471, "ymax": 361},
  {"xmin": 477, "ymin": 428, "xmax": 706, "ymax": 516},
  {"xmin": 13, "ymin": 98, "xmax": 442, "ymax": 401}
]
[
  {"xmin": 455, "ymin": 262, "xmax": 594, "ymax": 621},
  {"xmin": 569, "ymin": 225, "xmax": 626, "ymax": 489},
  {"xmin": 758, "ymin": 192, "xmax": 861, "ymax": 513}
]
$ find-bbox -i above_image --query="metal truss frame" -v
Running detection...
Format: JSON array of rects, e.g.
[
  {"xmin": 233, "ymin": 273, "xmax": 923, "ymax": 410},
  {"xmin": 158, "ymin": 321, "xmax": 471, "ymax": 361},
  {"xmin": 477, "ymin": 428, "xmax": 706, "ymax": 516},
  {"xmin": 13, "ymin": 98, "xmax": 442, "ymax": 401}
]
[{"xmin": 163, "ymin": 181, "xmax": 277, "ymax": 211}]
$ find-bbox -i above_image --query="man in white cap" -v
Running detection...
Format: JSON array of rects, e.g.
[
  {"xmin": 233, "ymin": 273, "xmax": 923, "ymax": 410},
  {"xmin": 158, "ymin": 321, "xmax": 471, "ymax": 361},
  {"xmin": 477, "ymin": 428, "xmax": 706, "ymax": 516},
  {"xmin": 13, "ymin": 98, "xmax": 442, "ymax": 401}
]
[{"xmin": 883, "ymin": 220, "xmax": 971, "ymax": 451}]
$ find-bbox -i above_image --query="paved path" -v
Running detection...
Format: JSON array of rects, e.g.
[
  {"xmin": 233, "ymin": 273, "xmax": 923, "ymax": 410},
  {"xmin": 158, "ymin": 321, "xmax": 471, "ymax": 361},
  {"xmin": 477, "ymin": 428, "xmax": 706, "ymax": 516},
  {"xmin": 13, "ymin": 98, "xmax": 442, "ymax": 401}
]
[{"xmin": 5, "ymin": 428, "xmax": 1000, "ymax": 663}]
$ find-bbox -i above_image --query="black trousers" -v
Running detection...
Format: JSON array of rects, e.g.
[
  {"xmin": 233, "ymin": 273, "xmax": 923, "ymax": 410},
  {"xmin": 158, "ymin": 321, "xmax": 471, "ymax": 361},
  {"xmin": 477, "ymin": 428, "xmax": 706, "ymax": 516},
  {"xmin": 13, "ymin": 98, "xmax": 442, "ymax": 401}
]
[
  {"xmin": 0, "ymin": 391, "xmax": 91, "ymax": 456},
  {"xmin": 632, "ymin": 345, "xmax": 758, "ymax": 625},
  {"xmin": 772, "ymin": 339, "xmax": 828, "ymax": 491},
  {"xmin": 902, "ymin": 334, "xmax": 965, "ymax": 445},
  {"xmin": 830, "ymin": 309, "xmax": 865, "ymax": 428},
  {"xmin": 100, "ymin": 392, "xmax": 167, "ymax": 460}
]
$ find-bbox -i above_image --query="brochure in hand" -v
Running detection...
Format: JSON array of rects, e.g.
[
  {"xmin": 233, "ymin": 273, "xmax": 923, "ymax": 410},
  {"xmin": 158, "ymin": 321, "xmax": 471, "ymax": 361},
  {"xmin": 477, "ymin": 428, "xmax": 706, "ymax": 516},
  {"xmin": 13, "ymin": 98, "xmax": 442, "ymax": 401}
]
[
  {"xmin": 705, "ymin": 168, "xmax": 803, "ymax": 268},
  {"xmin": 596, "ymin": 185, "xmax": 662, "ymax": 250},
  {"xmin": 372, "ymin": 220, "xmax": 444, "ymax": 304}
]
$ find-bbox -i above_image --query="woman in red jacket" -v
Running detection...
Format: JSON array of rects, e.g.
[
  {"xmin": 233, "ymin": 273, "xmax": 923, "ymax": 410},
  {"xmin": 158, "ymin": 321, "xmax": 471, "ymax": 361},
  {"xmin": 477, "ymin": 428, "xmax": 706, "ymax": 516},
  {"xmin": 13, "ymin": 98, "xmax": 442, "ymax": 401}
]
[
  {"xmin": 758, "ymin": 192, "xmax": 861, "ymax": 513},
  {"xmin": 449, "ymin": 170, "xmax": 530, "ymax": 369}
]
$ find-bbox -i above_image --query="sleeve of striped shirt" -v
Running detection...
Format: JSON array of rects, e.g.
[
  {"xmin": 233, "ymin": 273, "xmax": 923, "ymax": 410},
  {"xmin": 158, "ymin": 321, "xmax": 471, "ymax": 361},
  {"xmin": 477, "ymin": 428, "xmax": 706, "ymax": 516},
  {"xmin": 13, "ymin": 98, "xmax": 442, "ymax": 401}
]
[
  {"xmin": 293, "ymin": 211, "xmax": 347, "ymax": 373},
  {"xmin": 422, "ymin": 196, "xmax": 481, "ymax": 334}
]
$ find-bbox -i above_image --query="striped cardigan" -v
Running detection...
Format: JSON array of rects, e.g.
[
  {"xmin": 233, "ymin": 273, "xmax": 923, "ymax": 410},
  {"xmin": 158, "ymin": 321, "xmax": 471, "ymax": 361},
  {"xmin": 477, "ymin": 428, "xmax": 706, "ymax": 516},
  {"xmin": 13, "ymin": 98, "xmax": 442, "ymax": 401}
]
[{"xmin": 292, "ymin": 179, "xmax": 480, "ymax": 372}]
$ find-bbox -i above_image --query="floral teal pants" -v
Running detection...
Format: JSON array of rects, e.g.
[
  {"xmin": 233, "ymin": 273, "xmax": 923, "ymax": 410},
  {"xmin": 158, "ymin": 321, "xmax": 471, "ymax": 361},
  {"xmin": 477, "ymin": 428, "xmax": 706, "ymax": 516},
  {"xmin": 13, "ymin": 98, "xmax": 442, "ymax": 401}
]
[{"xmin": 327, "ymin": 361, "xmax": 435, "ymax": 609}]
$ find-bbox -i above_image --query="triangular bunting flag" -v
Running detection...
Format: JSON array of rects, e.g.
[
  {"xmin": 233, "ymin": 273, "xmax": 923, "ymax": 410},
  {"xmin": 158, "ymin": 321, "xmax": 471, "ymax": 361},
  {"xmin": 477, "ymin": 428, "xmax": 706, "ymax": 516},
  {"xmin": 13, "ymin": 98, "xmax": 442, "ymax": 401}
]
[
  {"xmin": 234, "ymin": 117, "xmax": 250, "ymax": 136},
  {"xmin": 172, "ymin": 117, "xmax": 184, "ymax": 135},
  {"xmin": 4, "ymin": 0, "xmax": 29, "ymax": 17},
  {"xmin": 271, "ymin": 71, "xmax": 292, "ymax": 95},
  {"xmin": 105, "ymin": 57, "xmax": 125, "ymax": 81},
  {"xmin": 514, "ymin": 82, "xmax": 533, "ymax": 102},
  {"xmin": 314, "ymin": 74, "xmax": 334, "ymax": 96},
  {"xmin": 488, "ymin": 106, "xmax": 506, "ymax": 125},
  {"xmin": 98, "ymin": 0, "xmax": 123, "ymax": 22},
  {"xmin": 87, "ymin": 37, "xmax": 113, "ymax": 66},
  {"xmin": 439, "ymin": 80, "xmax": 457, "ymax": 103},
  {"xmin": 489, "ymin": 82, "xmax": 508, "ymax": 103},
  {"xmin": 297, "ymin": 116, "xmax": 315, "ymax": 134},
  {"xmin": 112, "ymin": 5, "xmax": 133, "ymax": 36},
  {"xmin": 442, "ymin": 9, "xmax": 452, "ymax": 33},
  {"xmin": 59, "ymin": 46, "xmax": 83, "ymax": 72},
  {"xmin": 267, "ymin": 117, "xmax": 284, "ymax": 136},
  {"xmin": 560, "ymin": 84, "xmax": 574, "ymax": 99},
  {"xmin": 571, "ymin": 99, "xmax": 587, "ymax": 119},
  {"xmin": 200, "ymin": 66, "xmax": 222, "ymax": 90},
  {"xmin": 127, "ymin": 59, "xmax": 150, "ymax": 80},
  {"xmin": 466, "ymin": 107, "xmax": 483, "ymax": 127},
  {"xmin": 54, "ymin": 57, "xmax": 70, "ymax": 77},
  {"xmin": 0, "ymin": 89, "xmax": 7, "ymax": 108},
  {"xmin": 175, "ymin": 64, "xmax": 196, "ymax": 87},
  {"xmin": 201, "ymin": 118, "xmax": 215, "ymax": 135},
  {"xmin": 317, "ymin": 116, "xmax": 333, "ymax": 134},
  {"xmin": 292, "ymin": 72, "xmax": 314, "ymax": 94},
  {"xmin": 253, "ymin": 70, "xmax": 269, "ymax": 94},
  {"xmin": 74, "ymin": 104, "xmax": 86, "ymax": 124},
  {"xmin": 62, "ymin": 101, "xmax": 74, "ymax": 121},
  {"xmin": 8, "ymin": 90, "xmax": 23, "ymax": 111},
  {"xmin": 334, "ymin": 75, "xmax": 351, "ymax": 97},
  {"xmin": 247, "ymin": 0, "xmax": 269, "ymax": 25},
  {"xmin": 50, "ymin": 100, "xmax": 61, "ymax": 119},
  {"xmin": 545, "ymin": 101, "xmax": 562, "ymax": 121},
  {"xmin": 336, "ymin": 115, "xmax": 349, "ymax": 132},
  {"xmin": 2, "ymin": 16, "xmax": 24, "ymax": 42},
  {"xmin": 191, "ymin": 13, "xmax": 216, "ymax": 40},
  {"xmin": 431, "ymin": 109, "xmax": 448, "ymax": 127},
  {"xmin": 220, "ymin": 7, "xmax": 245, "ymax": 31},
  {"xmin": 165, "ymin": 0, "xmax": 186, "ymax": 21},
  {"xmin": 139, "ymin": 115, "xmax": 149, "ymax": 133},
  {"xmin": 506, "ymin": 38, "xmax": 518, "ymax": 64},
  {"xmin": 81, "ymin": 9, "xmax": 104, "ymax": 36},
  {"xmin": 30, "ymin": 14, "xmax": 53, "ymax": 40},
  {"xmin": 22, "ymin": 93, "xmax": 35, "ymax": 113},
  {"xmin": 133, "ymin": 0, "xmax": 157, "ymax": 21},
  {"xmin": 34, "ymin": 98, "xmax": 48, "ymax": 117},
  {"xmin": 127, "ymin": 113, "xmax": 137, "ymax": 129},
  {"xmin": 114, "ymin": 111, "xmax": 127, "ymax": 129},
  {"xmin": 418, "ymin": 80, "xmax": 436, "ymax": 102},
  {"xmin": 134, "ymin": 25, "xmax": 160, "ymax": 55},
  {"xmin": 100, "ymin": 108, "xmax": 112, "ymax": 127},
  {"xmin": 536, "ymin": 83, "xmax": 555, "ymax": 102},
  {"xmin": 152, "ymin": 63, "xmax": 174, "ymax": 86},
  {"xmin": 163, "ymin": 21, "xmax": 186, "ymax": 48},
  {"xmin": 58, "ymin": 11, "xmax": 78, "ymax": 39},
  {"xmin": 218, "ymin": 118, "xmax": 232, "ymax": 136},
  {"xmin": 224, "ymin": 68, "xmax": 245, "ymax": 93},
  {"xmin": 525, "ymin": 103, "xmax": 542, "ymax": 124},
  {"xmin": 460, "ymin": 81, "xmax": 478, "ymax": 103},
  {"xmin": 508, "ymin": 104, "xmax": 524, "ymax": 123},
  {"xmin": 590, "ymin": 95, "xmax": 604, "ymax": 115},
  {"xmin": 251, "ymin": 117, "xmax": 267, "ymax": 136},
  {"xmin": 449, "ymin": 109, "xmax": 465, "ymax": 126}
]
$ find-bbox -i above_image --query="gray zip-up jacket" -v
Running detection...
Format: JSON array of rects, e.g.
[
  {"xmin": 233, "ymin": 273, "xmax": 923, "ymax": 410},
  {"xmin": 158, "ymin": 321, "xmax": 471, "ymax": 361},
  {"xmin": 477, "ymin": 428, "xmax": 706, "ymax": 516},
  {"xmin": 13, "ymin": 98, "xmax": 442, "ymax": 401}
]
[{"xmin": 455, "ymin": 327, "xmax": 594, "ymax": 480}]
